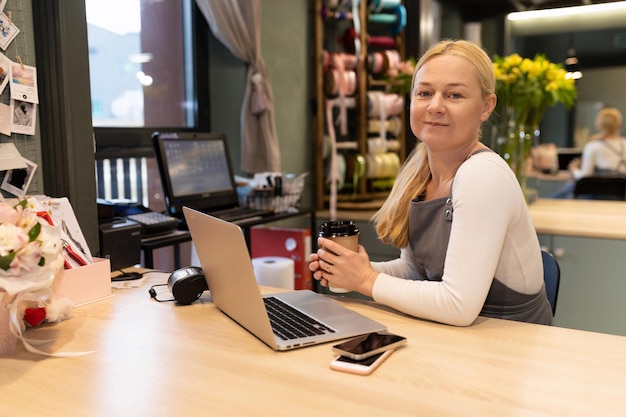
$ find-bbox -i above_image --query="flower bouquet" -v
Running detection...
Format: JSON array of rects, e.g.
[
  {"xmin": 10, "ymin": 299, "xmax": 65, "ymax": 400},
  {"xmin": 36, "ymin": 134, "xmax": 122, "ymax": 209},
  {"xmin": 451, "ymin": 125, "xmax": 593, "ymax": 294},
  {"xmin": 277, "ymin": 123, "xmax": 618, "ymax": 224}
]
[
  {"xmin": 0, "ymin": 198, "xmax": 72, "ymax": 356},
  {"xmin": 492, "ymin": 53, "xmax": 577, "ymax": 194}
]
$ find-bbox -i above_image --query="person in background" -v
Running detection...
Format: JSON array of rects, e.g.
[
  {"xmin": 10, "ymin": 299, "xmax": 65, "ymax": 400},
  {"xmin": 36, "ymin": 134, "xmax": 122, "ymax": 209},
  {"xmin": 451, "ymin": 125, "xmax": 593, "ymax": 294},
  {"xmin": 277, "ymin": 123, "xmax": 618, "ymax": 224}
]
[
  {"xmin": 571, "ymin": 107, "xmax": 626, "ymax": 177},
  {"xmin": 309, "ymin": 39, "xmax": 553, "ymax": 326},
  {"xmin": 551, "ymin": 107, "xmax": 626, "ymax": 198}
]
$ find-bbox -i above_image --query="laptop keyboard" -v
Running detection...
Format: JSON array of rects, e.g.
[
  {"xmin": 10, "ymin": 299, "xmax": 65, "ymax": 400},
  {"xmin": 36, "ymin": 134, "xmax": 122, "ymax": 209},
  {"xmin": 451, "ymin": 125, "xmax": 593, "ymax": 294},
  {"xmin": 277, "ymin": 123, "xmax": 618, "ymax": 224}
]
[{"xmin": 263, "ymin": 296, "xmax": 336, "ymax": 341}]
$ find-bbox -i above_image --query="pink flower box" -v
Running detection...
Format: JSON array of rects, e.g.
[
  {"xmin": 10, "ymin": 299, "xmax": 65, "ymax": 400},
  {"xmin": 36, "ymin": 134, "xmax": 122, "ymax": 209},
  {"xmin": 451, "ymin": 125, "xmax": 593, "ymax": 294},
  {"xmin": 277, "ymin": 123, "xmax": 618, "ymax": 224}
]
[{"xmin": 53, "ymin": 258, "xmax": 111, "ymax": 306}]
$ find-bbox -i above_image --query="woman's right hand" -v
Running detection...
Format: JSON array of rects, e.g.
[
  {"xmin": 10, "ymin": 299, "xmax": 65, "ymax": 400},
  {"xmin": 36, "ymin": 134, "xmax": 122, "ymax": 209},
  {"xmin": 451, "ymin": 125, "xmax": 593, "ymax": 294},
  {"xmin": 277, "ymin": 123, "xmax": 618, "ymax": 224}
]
[{"xmin": 568, "ymin": 157, "xmax": 581, "ymax": 173}]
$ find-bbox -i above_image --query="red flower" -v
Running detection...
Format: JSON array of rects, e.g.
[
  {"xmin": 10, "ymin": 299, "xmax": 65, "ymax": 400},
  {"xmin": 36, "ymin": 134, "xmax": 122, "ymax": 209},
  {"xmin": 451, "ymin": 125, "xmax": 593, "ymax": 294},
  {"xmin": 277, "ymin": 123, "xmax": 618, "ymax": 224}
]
[{"xmin": 23, "ymin": 307, "xmax": 46, "ymax": 327}]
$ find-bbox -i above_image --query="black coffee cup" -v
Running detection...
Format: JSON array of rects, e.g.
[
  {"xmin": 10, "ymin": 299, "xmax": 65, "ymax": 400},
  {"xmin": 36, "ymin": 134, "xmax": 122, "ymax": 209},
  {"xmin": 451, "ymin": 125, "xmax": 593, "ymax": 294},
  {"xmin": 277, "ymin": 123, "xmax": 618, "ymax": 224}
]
[{"xmin": 318, "ymin": 221, "xmax": 359, "ymax": 292}]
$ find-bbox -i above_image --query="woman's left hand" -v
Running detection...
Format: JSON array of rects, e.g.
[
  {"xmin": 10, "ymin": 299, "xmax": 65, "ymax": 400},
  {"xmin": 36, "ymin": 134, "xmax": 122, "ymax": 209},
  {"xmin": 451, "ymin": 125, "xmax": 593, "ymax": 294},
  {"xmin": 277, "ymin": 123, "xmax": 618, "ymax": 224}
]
[{"xmin": 310, "ymin": 237, "xmax": 379, "ymax": 297}]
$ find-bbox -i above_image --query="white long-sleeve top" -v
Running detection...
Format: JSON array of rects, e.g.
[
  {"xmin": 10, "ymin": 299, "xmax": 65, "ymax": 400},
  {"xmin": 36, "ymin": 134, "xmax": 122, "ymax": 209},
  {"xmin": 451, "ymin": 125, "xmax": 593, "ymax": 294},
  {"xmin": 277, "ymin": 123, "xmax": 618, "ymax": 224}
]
[
  {"xmin": 371, "ymin": 152, "xmax": 544, "ymax": 326},
  {"xmin": 571, "ymin": 137, "xmax": 626, "ymax": 179}
]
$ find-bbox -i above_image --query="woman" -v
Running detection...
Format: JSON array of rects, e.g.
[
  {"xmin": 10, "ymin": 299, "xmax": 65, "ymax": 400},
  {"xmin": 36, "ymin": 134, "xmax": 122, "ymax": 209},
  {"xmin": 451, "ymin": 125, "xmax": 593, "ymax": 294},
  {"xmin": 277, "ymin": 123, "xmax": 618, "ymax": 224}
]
[
  {"xmin": 309, "ymin": 39, "xmax": 553, "ymax": 326},
  {"xmin": 551, "ymin": 107, "xmax": 626, "ymax": 198},
  {"xmin": 570, "ymin": 107, "xmax": 626, "ymax": 179}
]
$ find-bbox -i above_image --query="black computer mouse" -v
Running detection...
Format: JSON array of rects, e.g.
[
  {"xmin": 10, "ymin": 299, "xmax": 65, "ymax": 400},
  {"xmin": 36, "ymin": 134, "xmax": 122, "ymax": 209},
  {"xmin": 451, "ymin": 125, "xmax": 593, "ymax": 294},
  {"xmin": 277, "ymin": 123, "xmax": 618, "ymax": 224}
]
[{"xmin": 167, "ymin": 266, "xmax": 209, "ymax": 305}]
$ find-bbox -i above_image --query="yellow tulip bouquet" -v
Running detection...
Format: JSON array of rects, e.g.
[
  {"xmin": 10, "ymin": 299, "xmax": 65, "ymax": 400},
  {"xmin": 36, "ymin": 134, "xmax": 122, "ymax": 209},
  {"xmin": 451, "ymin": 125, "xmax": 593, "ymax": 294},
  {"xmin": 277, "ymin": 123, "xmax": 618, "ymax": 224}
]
[{"xmin": 492, "ymin": 53, "xmax": 577, "ymax": 193}]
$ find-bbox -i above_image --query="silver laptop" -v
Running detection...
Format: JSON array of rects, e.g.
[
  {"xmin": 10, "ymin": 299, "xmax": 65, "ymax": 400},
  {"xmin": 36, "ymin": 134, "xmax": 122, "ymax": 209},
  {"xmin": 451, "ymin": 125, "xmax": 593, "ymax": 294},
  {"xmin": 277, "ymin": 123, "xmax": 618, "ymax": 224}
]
[{"xmin": 183, "ymin": 206, "xmax": 387, "ymax": 351}]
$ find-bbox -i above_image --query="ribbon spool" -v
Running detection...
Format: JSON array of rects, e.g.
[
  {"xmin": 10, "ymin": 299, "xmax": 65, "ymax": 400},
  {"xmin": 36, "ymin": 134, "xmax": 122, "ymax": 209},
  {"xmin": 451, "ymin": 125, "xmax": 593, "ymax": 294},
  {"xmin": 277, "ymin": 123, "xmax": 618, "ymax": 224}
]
[
  {"xmin": 325, "ymin": 52, "xmax": 359, "ymax": 97},
  {"xmin": 367, "ymin": 137, "xmax": 388, "ymax": 154},
  {"xmin": 368, "ymin": 36, "xmax": 397, "ymax": 49},
  {"xmin": 344, "ymin": 153, "xmax": 366, "ymax": 196},
  {"xmin": 368, "ymin": 4, "xmax": 406, "ymax": 35},
  {"xmin": 367, "ymin": 51, "xmax": 389, "ymax": 75},
  {"xmin": 370, "ymin": 0, "xmax": 402, "ymax": 11},
  {"xmin": 386, "ymin": 139, "xmax": 401, "ymax": 151},
  {"xmin": 367, "ymin": 116, "xmax": 403, "ymax": 137},
  {"xmin": 340, "ymin": 28, "xmax": 396, "ymax": 51},
  {"xmin": 333, "ymin": 52, "xmax": 358, "ymax": 70},
  {"xmin": 384, "ymin": 49, "xmax": 401, "ymax": 74},
  {"xmin": 367, "ymin": 91, "xmax": 404, "ymax": 118},
  {"xmin": 324, "ymin": 69, "xmax": 357, "ymax": 97},
  {"xmin": 366, "ymin": 152, "xmax": 400, "ymax": 179}
]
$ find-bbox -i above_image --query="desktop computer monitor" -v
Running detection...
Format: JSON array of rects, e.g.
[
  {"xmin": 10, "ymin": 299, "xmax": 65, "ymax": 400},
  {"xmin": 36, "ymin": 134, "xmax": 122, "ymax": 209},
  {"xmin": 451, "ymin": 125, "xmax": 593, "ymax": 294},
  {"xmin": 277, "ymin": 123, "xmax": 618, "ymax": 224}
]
[{"xmin": 152, "ymin": 131, "xmax": 240, "ymax": 218}]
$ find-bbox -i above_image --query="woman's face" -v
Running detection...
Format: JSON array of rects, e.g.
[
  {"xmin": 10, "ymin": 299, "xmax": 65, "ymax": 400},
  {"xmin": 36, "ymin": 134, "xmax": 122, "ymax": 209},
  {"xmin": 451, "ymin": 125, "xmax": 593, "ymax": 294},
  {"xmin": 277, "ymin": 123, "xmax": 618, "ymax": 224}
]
[{"xmin": 409, "ymin": 54, "xmax": 495, "ymax": 153}]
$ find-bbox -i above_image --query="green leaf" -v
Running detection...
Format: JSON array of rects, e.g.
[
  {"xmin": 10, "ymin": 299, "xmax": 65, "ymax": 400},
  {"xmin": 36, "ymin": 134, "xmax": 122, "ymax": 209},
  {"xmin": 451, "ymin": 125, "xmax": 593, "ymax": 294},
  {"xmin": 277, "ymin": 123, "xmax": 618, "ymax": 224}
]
[
  {"xmin": 14, "ymin": 199, "xmax": 28, "ymax": 209},
  {"xmin": 28, "ymin": 222, "xmax": 41, "ymax": 242},
  {"xmin": 0, "ymin": 252, "xmax": 16, "ymax": 271}
]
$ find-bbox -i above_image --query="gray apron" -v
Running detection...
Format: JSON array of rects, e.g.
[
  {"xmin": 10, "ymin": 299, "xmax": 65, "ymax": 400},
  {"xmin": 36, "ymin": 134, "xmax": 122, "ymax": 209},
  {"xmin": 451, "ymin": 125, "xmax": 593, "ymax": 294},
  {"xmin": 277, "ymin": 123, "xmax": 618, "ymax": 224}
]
[{"xmin": 408, "ymin": 151, "xmax": 553, "ymax": 325}]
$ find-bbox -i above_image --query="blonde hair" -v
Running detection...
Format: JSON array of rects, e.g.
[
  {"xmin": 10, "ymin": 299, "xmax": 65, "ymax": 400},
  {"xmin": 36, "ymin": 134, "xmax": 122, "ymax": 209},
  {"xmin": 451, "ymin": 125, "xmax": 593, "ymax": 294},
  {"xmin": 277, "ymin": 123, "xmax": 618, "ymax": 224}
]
[
  {"xmin": 595, "ymin": 107, "xmax": 622, "ymax": 136},
  {"xmin": 371, "ymin": 39, "xmax": 496, "ymax": 248}
]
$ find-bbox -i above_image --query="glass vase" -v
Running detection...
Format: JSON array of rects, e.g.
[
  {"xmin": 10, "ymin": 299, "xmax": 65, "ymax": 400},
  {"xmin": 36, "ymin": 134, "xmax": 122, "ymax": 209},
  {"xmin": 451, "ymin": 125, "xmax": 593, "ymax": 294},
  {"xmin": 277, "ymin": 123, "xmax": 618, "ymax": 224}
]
[{"xmin": 500, "ymin": 121, "xmax": 539, "ymax": 203}]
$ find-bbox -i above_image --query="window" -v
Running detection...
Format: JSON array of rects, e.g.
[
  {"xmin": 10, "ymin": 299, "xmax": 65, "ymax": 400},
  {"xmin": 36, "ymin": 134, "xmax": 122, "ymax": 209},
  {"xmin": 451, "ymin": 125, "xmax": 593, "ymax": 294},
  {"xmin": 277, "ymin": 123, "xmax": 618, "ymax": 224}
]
[
  {"xmin": 86, "ymin": 0, "xmax": 193, "ymax": 127},
  {"xmin": 86, "ymin": 0, "xmax": 209, "ymax": 207}
]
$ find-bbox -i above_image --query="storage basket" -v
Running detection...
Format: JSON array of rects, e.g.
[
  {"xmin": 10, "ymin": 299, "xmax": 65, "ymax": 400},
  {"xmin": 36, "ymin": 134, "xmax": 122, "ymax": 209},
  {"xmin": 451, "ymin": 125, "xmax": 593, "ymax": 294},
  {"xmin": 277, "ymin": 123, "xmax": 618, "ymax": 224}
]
[{"xmin": 247, "ymin": 174, "xmax": 306, "ymax": 213}]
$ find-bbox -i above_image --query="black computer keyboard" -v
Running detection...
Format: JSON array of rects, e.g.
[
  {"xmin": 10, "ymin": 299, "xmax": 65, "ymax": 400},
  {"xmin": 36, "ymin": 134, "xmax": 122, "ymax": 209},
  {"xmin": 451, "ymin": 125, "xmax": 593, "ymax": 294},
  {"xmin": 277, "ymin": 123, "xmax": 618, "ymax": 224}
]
[
  {"xmin": 126, "ymin": 211, "xmax": 180, "ymax": 236},
  {"xmin": 263, "ymin": 296, "xmax": 335, "ymax": 341}
]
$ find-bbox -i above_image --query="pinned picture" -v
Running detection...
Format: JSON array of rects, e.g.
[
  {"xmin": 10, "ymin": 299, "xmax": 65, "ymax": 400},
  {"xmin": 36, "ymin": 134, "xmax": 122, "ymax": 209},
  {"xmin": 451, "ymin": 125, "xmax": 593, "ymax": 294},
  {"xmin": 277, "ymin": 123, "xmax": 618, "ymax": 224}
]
[
  {"xmin": 0, "ymin": 1, "xmax": 6, "ymax": 13},
  {"xmin": 10, "ymin": 99, "xmax": 36, "ymax": 135},
  {"xmin": 0, "ymin": 12, "xmax": 19, "ymax": 51},
  {"xmin": 0, "ymin": 52, "xmax": 9, "ymax": 94},
  {"xmin": 10, "ymin": 62, "xmax": 38, "ymax": 103},
  {"xmin": 1, "ymin": 158, "xmax": 37, "ymax": 198}
]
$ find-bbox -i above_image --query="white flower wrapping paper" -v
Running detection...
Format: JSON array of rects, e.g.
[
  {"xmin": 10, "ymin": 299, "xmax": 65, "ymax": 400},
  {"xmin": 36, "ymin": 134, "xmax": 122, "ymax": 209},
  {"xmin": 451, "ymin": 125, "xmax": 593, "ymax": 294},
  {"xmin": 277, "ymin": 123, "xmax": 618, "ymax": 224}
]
[{"xmin": 0, "ymin": 197, "xmax": 86, "ymax": 356}]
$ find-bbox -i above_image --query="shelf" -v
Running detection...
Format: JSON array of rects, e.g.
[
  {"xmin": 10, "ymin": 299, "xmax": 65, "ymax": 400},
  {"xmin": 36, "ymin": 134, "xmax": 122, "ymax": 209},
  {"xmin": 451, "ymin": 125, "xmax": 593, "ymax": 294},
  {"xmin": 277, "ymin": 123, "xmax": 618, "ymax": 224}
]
[{"xmin": 314, "ymin": 0, "xmax": 408, "ymax": 211}]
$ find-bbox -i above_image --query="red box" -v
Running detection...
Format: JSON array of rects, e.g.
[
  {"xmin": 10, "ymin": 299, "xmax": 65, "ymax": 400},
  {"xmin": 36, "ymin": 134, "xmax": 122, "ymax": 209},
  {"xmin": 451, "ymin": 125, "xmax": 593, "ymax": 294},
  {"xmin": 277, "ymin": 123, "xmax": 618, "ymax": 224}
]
[{"xmin": 250, "ymin": 226, "xmax": 312, "ymax": 290}]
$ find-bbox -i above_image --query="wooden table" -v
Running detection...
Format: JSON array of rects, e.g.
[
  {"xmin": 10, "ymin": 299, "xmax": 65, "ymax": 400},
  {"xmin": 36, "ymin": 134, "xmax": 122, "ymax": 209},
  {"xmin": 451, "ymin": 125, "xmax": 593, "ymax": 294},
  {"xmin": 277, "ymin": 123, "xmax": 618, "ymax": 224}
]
[
  {"xmin": 529, "ymin": 198, "xmax": 626, "ymax": 239},
  {"xmin": 2, "ymin": 272, "xmax": 626, "ymax": 416},
  {"xmin": 528, "ymin": 198, "xmax": 626, "ymax": 335}
]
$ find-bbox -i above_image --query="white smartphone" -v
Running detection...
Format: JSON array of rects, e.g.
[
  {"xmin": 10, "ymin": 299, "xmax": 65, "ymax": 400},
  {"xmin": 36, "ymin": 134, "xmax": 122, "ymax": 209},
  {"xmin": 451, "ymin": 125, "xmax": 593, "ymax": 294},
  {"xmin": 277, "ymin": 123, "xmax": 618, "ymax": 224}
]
[
  {"xmin": 332, "ymin": 331, "xmax": 407, "ymax": 360},
  {"xmin": 329, "ymin": 349, "xmax": 395, "ymax": 375}
]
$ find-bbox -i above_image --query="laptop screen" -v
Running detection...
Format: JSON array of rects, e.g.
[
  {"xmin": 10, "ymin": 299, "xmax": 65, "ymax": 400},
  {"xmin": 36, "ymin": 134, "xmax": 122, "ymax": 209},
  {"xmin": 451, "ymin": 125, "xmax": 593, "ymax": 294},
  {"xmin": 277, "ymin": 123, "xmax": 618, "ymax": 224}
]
[
  {"xmin": 557, "ymin": 148, "xmax": 582, "ymax": 171},
  {"xmin": 152, "ymin": 131, "xmax": 239, "ymax": 217}
]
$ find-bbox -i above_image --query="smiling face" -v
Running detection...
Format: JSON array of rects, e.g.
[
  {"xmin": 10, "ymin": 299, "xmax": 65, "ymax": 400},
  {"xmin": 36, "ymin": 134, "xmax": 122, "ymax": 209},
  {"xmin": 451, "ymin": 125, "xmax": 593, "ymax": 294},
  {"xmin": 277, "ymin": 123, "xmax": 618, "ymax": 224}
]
[{"xmin": 409, "ymin": 54, "xmax": 496, "ymax": 153}]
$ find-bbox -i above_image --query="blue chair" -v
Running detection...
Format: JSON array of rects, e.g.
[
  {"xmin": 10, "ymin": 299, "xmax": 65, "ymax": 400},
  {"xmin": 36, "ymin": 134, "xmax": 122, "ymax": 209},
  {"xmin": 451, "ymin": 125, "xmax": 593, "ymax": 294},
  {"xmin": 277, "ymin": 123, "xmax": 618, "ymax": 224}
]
[{"xmin": 541, "ymin": 250, "xmax": 560, "ymax": 315}]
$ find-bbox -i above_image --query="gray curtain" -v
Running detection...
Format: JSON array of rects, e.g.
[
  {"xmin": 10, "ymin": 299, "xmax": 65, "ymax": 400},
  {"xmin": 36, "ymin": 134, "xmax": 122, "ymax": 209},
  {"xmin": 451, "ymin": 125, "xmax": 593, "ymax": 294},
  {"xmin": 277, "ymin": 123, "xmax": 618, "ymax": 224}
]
[{"xmin": 194, "ymin": 0, "xmax": 281, "ymax": 173}]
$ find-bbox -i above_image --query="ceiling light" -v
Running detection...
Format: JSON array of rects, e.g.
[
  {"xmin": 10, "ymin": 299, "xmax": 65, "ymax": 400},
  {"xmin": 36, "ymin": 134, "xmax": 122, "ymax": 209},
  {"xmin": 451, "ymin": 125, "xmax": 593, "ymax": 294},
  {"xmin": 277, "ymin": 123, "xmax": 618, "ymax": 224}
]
[
  {"xmin": 565, "ymin": 71, "xmax": 583, "ymax": 80},
  {"xmin": 565, "ymin": 48, "xmax": 583, "ymax": 80},
  {"xmin": 507, "ymin": 1, "xmax": 626, "ymax": 36},
  {"xmin": 508, "ymin": 1, "xmax": 626, "ymax": 21}
]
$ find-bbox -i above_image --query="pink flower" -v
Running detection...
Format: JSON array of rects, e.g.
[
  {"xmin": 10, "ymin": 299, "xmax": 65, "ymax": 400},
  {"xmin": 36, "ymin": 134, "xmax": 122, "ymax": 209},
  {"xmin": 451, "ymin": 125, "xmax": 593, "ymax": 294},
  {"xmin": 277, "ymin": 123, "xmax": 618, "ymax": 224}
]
[
  {"xmin": 0, "ymin": 200, "xmax": 63, "ymax": 278},
  {"xmin": 0, "ymin": 203, "xmax": 22, "ymax": 225},
  {"xmin": 10, "ymin": 240, "xmax": 43, "ymax": 274}
]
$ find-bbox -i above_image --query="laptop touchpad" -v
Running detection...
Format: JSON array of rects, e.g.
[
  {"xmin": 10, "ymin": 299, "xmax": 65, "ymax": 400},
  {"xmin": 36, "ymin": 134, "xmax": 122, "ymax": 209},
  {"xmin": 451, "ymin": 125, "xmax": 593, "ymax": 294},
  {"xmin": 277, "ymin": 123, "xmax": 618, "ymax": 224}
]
[{"xmin": 300, "ymin": 301, "xmax": 350, "ymax": 318}]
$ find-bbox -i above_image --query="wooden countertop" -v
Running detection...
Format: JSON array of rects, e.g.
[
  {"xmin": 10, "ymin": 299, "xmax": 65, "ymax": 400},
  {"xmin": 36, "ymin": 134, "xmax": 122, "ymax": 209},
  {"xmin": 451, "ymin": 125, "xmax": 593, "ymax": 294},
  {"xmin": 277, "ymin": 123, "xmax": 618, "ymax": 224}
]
[
  {"xmin": 2, "ymin": 272, "xmax": 626, "ymax": 416},
  {"xmin": 319, "ymin": 198, "xmax": 626, "ymax": 240},
  {"xmin": 528, "ymin": 198, "xmax": 626, "ymax": 239}
]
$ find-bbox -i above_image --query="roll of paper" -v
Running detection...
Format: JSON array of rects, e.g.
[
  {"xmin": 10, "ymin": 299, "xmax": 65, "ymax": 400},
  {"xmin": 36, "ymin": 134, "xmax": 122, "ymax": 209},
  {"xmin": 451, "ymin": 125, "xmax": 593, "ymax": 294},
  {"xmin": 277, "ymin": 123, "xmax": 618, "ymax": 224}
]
[{"xmin": 252, "ymin": 257, "xmax": 295, "ymax": 290}]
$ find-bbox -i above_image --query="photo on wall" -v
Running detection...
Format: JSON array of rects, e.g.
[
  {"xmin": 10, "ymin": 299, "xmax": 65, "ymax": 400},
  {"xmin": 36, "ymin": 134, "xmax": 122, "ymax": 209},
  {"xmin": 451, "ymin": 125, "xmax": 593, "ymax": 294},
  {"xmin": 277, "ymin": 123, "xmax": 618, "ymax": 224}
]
[
  {"xmin": 0, "ymin": 12, "xmax": 19, "ymax": 50},
  {"xmin": 10, "ymin": 62, "xmax": 38, "ymax": 104},
  {"xmin": 1, "ymin": 157, "xmax": 37, "ymax": 198},
  {"xmin": 10, "ymin": 99, "xmax": 36, "ymax": 135}
]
